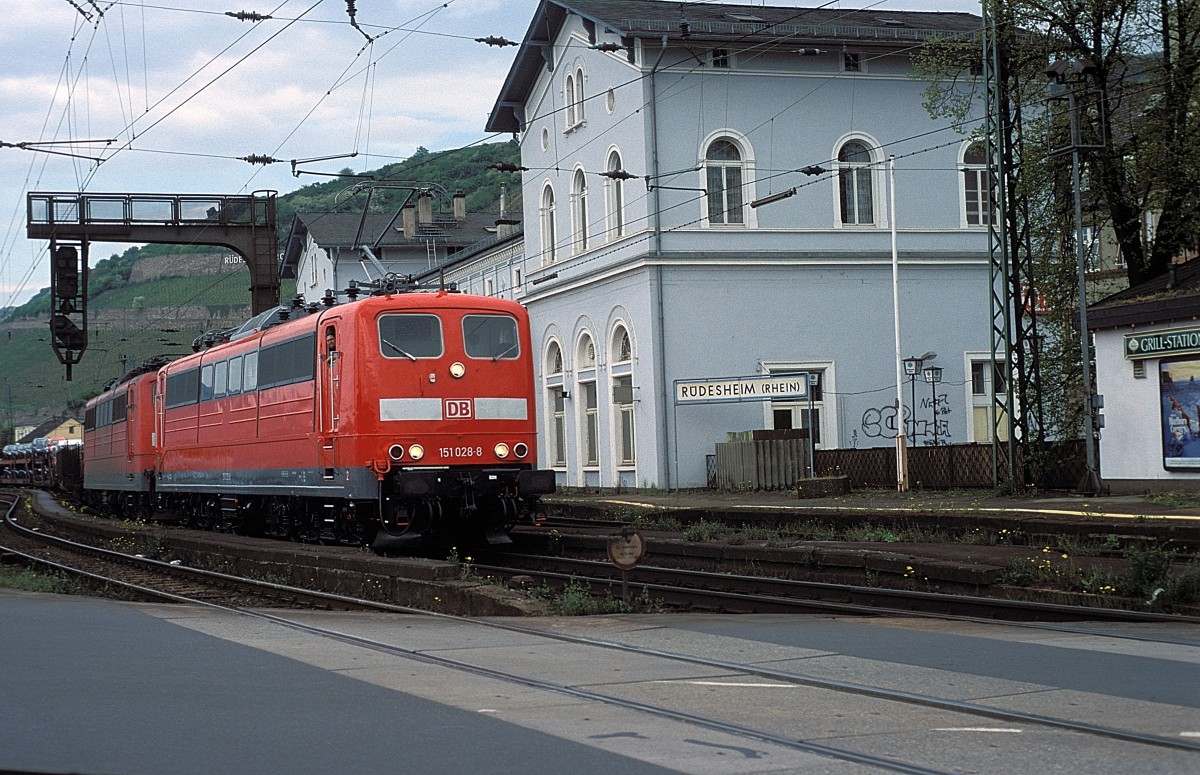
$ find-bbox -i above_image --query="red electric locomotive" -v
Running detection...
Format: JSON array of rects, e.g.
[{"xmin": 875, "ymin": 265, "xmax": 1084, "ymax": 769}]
[
  {"xmin": 82, "ymin": 366, "xmax": 160, "ymax": 514},
  {"xmin": 82, "ymin": 283, "xmax": 555, "ymax": 550}
]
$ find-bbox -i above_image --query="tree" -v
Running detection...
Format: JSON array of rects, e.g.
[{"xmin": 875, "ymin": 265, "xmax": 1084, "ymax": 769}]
[
  {"xmin": 1017, "ymin": 0, "xmax": 1200, "ymax": 285},
  {"xmin": 920, "ymin": 0, "xmax": 1200, "ymax": 287}
]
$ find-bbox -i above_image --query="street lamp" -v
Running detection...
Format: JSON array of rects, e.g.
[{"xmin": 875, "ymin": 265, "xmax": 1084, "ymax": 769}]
[
  {"xmin": 806, "ymin": 372, "xmax": 820, "ymax": 478},
  {"xmin": 903, "ymin": 351, "xmax": 936, "ymax": 440},
  {"xmin": 923, "ymin": 366, "xmax": 943, "ymax": 447}
]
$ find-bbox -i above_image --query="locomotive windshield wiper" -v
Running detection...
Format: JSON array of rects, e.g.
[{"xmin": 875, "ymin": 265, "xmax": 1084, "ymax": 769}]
[
  {"xmin": 491, "ymin": 342, "xmax": 519, "ymax": 361},
  {"xmin": 381, "ymin": 338, "xmax": 418, "ymax": 361}
]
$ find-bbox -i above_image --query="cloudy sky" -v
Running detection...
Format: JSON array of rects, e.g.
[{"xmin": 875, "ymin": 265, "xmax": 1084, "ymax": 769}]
[{"xmin": 0, "ymin": 0, "xmax": 981, "ymax": 308}]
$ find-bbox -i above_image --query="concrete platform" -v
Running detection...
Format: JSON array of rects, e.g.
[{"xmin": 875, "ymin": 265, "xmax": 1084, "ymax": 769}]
[{"xmin": 3, "ymin": 590, "xmax": 1198, "ymax": 774}]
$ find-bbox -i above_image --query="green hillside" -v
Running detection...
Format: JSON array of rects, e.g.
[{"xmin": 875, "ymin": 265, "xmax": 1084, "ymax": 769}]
[
  {"xmin": 1, "ymin": 272, "xmax": 298, "ymax": 430},
  {"xmin": 2, "ymin": 141, "xmax": 518, "ymax": 435}
]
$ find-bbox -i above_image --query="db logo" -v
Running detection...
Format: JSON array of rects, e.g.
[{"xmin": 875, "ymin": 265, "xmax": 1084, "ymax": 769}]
[{"xmin": 444, "ymin": 399, "xmax": 473, "ymax": 419}]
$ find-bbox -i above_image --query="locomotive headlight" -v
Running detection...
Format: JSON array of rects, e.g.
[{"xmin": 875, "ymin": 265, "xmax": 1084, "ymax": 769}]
[
  {"xmin": 514, "ymin": 442, "xmax": 529, "ymax": 459},
  {"xmin": 408, "ymin": 444, "xmax": 425, "ymax": 461},
  {"xmin": 449, "ymin": 361, "xmax": 466, "ymax": 378},
  {"xmin": 493, "ymin": 443, "xmax": 510, "ymax": 459},
  {"xmin": 388, "ymin": 444, "xmax": 405, "ymax": 461}
]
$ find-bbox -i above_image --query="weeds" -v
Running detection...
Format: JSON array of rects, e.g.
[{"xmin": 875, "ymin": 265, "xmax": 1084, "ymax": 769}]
[
  {"xmin": 683, "ymin": 520, "xmax": 732, "ymax": 542},
  {"xmin": 959, "ymin": 527, "xmax": 1025, "ymax": 546},
  {"xmin": 632, "ymin": 514, "xmax": 684, "ymax": 532},
  {"xmin": 998, "ymin": 544, "xmax": 1200, "ymax": 610},
  {"xmin": 0, "ymin": 567, "xmax": 84, "ymax": 595},
  {"xmin": 1145, "ymin": 491, "xmax": 1200, "ymax": 509},
  {"xmin": 529, "ymin": 579, "xmax": 662, "ymax": 615}
]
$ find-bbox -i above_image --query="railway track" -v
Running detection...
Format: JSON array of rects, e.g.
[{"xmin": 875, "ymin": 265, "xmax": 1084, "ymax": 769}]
[
  {"xmin": 5, "ymin": 489, "xmax": 1198, "ymax": 771},
  {"xmin": 480, "ymin": 551, "xmax": 1200, "ymax": 625},
  {"xmin": 9, "ymin": 486, "xmax": 1199, "ymax": 626},
  {"xmin": 1, "ymin": 492, "xmax": 380, "ymax": 611}
]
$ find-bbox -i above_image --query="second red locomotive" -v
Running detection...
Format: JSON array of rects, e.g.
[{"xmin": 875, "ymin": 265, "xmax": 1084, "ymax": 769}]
[{"xmin": 79, "ymin": 281, "xmax": 555, "ymax": 550}]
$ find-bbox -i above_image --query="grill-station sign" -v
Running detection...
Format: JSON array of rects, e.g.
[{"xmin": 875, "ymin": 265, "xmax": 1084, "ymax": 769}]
[
  {"xmin": 1124, "ymin": 327, "xmax": 1200, "ymax": 360},
  {"xmin": 675, "ymin": 374, "xmax": 810, "ymax": 405}
]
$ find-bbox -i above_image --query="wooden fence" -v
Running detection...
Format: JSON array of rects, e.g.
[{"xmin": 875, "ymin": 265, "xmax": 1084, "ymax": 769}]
[
  {"xmin": 707, "ymin": 439, "xmax": 1088, "ymax": 491},
  {"xmin": 713, "ymin": 436, "xmax": 811, "ymax": 491}
]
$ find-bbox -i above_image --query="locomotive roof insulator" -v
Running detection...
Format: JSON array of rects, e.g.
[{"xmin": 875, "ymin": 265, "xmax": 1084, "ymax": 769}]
[{"xmin": 321, "ymin": 289, "xmax": 337, "ymax": 307}]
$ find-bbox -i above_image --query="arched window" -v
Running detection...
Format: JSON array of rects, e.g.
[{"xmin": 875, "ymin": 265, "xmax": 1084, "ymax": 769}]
[
  {"xmin": 565, "ymin": 72, "xmax": 577, "ymax": 127},
  {"xmin": 576, "ymin": 333, "xmax": 598, "ymax": 467},
  {"xmin": 612, "ymin": 326, "xmax": 631, "ymax": 363},
  {"xmin": 571, "ymin": 168, "xmax": 589, "ymax": 254},
  {"xmin": 705, "ymin": 139, "xmax": 744, "ymax": 225},
  {"xmin": 605, "ymin": 149, "xmax": 625, "ymax": 240},
  {"xmin": 565, "ymin": 67, "xmax": 585, "ymax": 129},
  {"xmin": 837, "ymin": 140, "xmax": 875, "ymax": 225},
  {"xmin": 962, "ymin": 142, "xmax": 991, "ymax": 226},
  {"xmin": 574, "ymin": 67, "xmax": 585, "ymax": 122},
  {"xmin": 540, "ymin": 184, "xmax": 557, "ymax": 265},
  {"xmin": 611, "ymin": 325, "xmax": 635, "ymax": 466},
  {"xmin": 545, "ymin": 342, "xmax": 566, "ymax": 467},
  {"xmin": 577, "ymin": 333, "xmax": 596, "ymax": 368}
]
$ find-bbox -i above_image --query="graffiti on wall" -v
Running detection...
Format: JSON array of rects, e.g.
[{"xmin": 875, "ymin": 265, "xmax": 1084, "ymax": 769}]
[{"xmin": 861, "ymin": 394, "xmax": 954, "ymax": 445}]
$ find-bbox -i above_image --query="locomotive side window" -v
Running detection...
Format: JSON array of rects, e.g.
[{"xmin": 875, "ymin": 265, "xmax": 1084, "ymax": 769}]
[
  {"xmin": 258, "ymin": 333, "xmax": 316, "ymax": 389},
  {"xmin": 213, "ymin": 360, "xmax": 229, "ymax": 398},
  {"xmin": 243, "ymin": 351, "xmax": 258, "ymax": 392},
  {"xmin": 228, "ymin": 356, "xmax": 243, "ymax": 395},
  {"xmin": 378, "ymin": 314, "xmax": 443, "ymax": 359},
  {"xmin": 111, "ymin": 391, "xmax": 128, "ymax": 423},
  {"xmin": 200, "ymin": 364, "xmax": 214, "ymax": 401},
  {"xmin": 166, "ymin": 368, "xmax": 200, "ymax": 408},
  {"xmin": 463, "ymin": 314, "xmax": 520, "ymax": 360}
]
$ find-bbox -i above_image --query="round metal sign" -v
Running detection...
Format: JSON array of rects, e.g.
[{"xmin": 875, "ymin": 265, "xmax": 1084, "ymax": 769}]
[{"xmin": 607, "ymin": 531, "xmax": 646, "ymax": 570}]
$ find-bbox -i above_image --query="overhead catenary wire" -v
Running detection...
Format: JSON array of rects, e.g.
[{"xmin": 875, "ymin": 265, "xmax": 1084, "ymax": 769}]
[{"xmin": 3, "ymin": 1, "xmax": 1182, "ymax": 316}]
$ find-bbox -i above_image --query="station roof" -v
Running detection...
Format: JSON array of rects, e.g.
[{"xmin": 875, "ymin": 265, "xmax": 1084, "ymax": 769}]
[{"xmin": 486, "ymin": 0, "xmax": 984, "ymax": 132}]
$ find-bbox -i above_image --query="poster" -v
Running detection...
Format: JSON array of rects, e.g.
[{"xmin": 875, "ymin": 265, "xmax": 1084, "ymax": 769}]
[{"xmin": 1161, "ymin": 356, "xmax": 1200, "ymax": 469}]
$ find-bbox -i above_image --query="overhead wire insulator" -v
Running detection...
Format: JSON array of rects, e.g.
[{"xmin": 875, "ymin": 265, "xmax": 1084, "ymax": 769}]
[
  {"xmin": 65, "ymin": 0, "xmax": 93, "ymax": 20},
  {"xmin": 225, "ymin": 11, "xmax": 273, "ymax": 22},
  {"xmin": 240, "ymin": 154, "xmax": 280, "ymax": 166},
  {"xmin": 599, "ymin": 169, "xmax": 638, "ymax": 180},
  {"xmin": 346, "ymin": 0, "xmax": 372, "ymax": 41},
  {"xmin": 489, "ymin": 162, "xmax": 527, "ymax": 172},
  {"xmin": 475, "ymin": 36, "xmax": 518, "ymax": 47}
]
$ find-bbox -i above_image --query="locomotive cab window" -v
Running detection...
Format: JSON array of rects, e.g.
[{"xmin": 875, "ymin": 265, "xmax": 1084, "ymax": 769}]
[
  {"xmin": 463, "ymin": 314, "xmax": 520, "ymax": 360},
  {"xmin": 378, "ymin": 314, "xmax": 443, "ymax": 360}
]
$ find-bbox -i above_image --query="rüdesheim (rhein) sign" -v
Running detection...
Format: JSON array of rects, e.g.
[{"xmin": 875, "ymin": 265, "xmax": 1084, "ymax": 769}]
[{"xmin": 674, "ymin": 374, "xmax": 810, "ymax": 405}]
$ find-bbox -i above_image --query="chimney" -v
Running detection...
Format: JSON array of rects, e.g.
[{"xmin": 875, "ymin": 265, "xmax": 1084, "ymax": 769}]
[
  {"xmin": 402, "ymin": 204, "xmax": 416, "ymax": 237},
  {"xmin": 453, "ymin": 190, "xmax": 466, "ymax": 222},
  {"xmin": 495, "ymin": 217, "xmax": 520, "ymax": 238},
  {"xmin": 417, "ymin": 190, "xmax": 433, "ymax": 224}
]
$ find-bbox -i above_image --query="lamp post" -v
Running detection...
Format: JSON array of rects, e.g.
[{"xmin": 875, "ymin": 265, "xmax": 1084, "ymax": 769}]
[
  {"xmin": 806, "ymin": 372, "xmax": 819, "ymax": 478},
  {"xmin": 903, "ymin": 351, "xmax": 936, "ymax": 441},
  {"xmin": 923, "ymin": 366, "xmax": 943, "ymax": 447}
]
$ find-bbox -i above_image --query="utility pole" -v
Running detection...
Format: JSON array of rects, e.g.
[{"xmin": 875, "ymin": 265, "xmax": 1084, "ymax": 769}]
[{"xmin": 1046, "ymin": 57, "xmax": 1105, "ymax": 495}]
